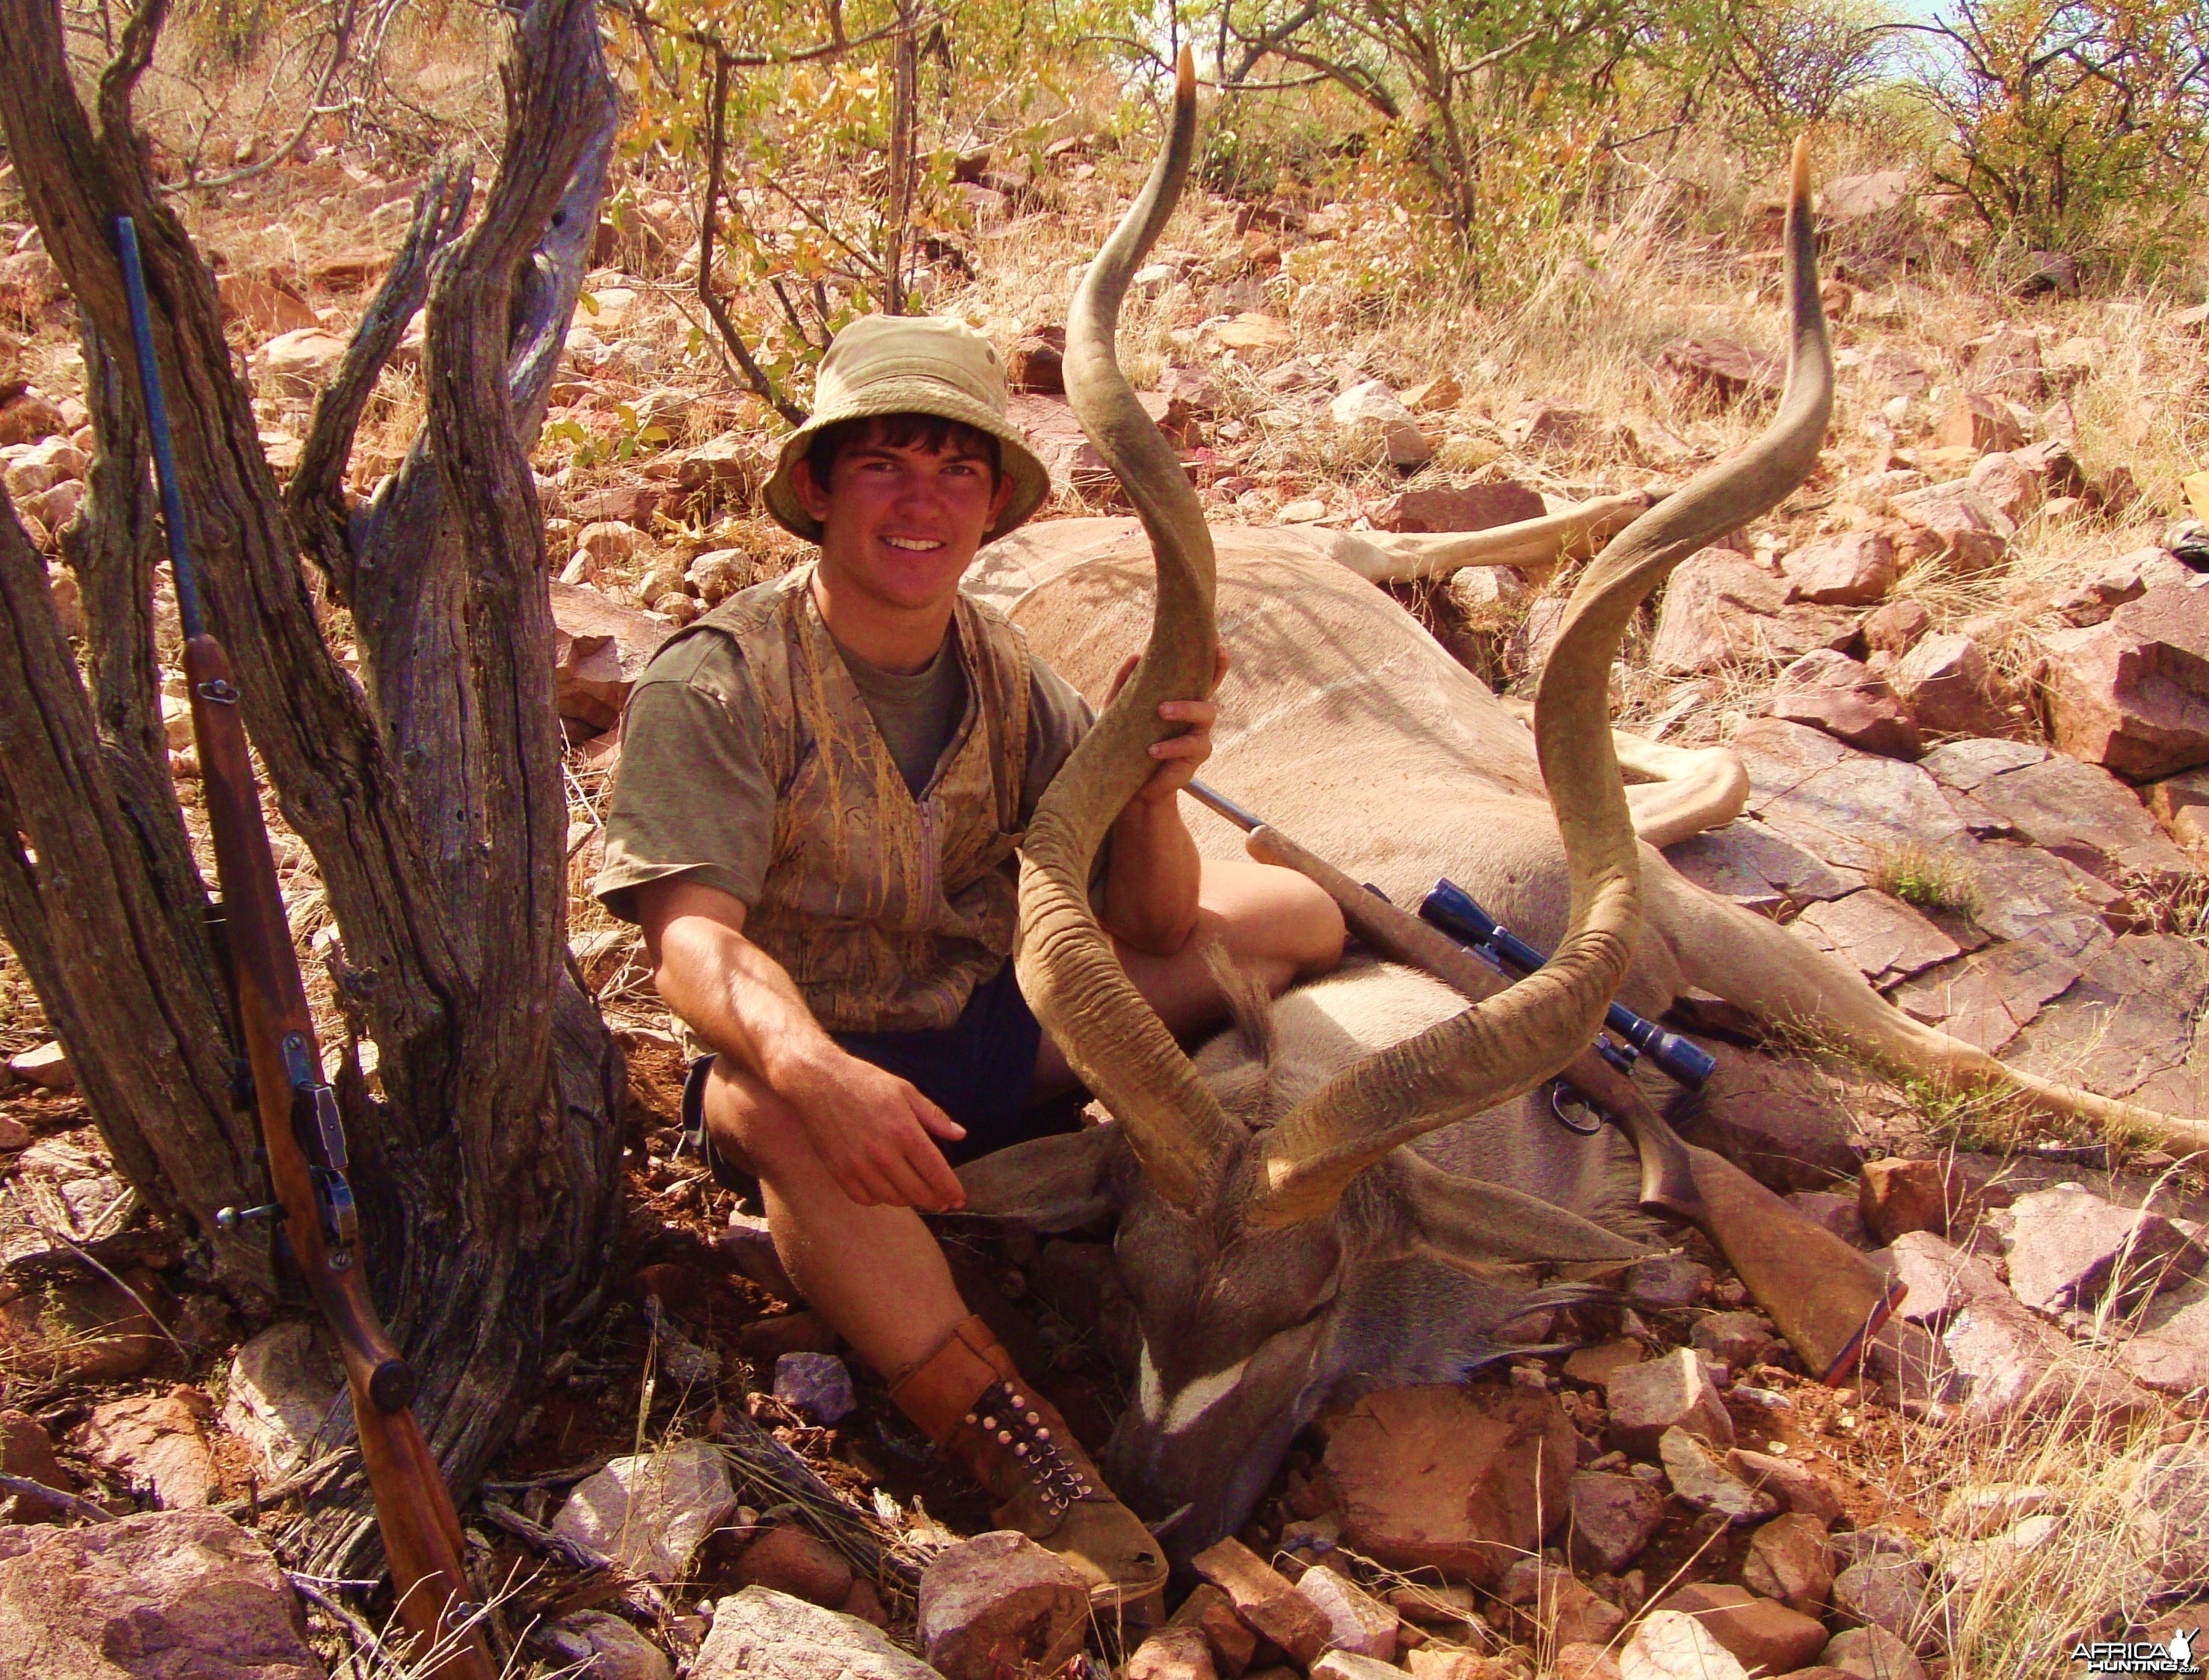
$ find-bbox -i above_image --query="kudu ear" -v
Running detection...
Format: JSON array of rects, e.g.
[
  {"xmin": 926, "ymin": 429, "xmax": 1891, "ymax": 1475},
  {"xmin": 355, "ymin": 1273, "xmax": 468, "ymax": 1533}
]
[
  {"xmin": 1394, "ymin": 1151, "xmax": 1647, "ymax": 1274},
  {"xmin": 956, "ymin": 1126, "xmax": 1125, "ymax": 1231}
]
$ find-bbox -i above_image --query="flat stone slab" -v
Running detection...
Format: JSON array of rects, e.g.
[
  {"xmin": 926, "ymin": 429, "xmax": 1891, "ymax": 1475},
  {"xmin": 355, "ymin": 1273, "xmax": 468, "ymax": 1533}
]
[
  {"xmin": 1889, "ymin": 938, "xmax": 2085, "ymax": 1053},
  {"xmin": 1917, "ymin": 737, "xmax": 2049, "ymax": 791},
  {"xmin": 1955, "ymin": 751, "xmax": 2197, "ymax": 885},
  {"xmin": 1663, "ymin": 817, "xmax": 1861, "ymax": 914},
  {"xmin": 2009, "ymin": 933, "xmax": 2208, "ymax": 1107},
  {"xmin": 1790, "ymin": 890, "xmax": 1962, "ymax": 987},
  {"xmin": 2001, "ymin": 1185, "xmax": 2204, "ymax": 1315},
  {"xmin": 1961, "ymin": 840, "xmax": 2120, "ymax": 965},
  {"xmin": 1731, "ymin": 721, "xmax": 1967, "ymax": 871}
]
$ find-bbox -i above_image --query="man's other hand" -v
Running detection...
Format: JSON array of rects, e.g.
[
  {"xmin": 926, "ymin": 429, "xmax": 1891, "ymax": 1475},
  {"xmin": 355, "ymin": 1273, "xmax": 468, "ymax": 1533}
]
[
  {"xmin": 778, "ymin": 1046, "xmax": 969, "ymax": 1211},
  {"xmin": 1106, "ymin": 647, "xmax": 1229, "ymax": 807}
]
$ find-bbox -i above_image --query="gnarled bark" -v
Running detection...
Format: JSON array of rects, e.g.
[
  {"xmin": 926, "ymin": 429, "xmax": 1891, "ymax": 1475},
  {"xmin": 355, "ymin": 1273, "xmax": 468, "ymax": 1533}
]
[{"xmin": 0, "ymin": 0, "xmax": 624, "ymax": 1575}]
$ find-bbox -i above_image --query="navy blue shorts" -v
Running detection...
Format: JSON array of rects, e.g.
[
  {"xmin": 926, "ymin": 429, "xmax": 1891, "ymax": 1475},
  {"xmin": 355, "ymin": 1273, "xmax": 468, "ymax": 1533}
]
[{"xmin": 681, "ymin": 959, "xmax": 1086, "ymax": 1203}]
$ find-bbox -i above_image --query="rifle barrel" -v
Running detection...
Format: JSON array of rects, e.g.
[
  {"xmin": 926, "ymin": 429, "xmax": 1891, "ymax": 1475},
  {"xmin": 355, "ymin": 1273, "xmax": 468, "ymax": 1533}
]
[
  {"xmin": 114, "ymin": 218, "xmax": 203, "ymax": 641},
  {"xmin": 114, "ymin": 217, "xmax": 494, "ymax": 1680}
]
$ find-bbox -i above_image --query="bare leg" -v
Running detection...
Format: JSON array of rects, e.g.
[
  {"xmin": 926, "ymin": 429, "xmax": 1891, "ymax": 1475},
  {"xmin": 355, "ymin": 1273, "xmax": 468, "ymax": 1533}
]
[
  {"xmin": 704, "ymin": 857, "xmax": 1340, "ymax": 1375},
  {"xmin": 700, "ymin": 1061, "xmax": 968, "ymax": 1379},
  {"xmin": 1032, "ymin": 856, "xmax": 1344, "ymax": 1097}
]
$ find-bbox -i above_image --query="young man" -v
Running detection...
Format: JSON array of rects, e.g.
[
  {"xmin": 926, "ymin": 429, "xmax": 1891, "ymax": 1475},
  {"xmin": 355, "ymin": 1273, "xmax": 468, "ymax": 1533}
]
[{"xmin": 594, "ymin": 316, "xmax": 1343, "ymax": 1607}]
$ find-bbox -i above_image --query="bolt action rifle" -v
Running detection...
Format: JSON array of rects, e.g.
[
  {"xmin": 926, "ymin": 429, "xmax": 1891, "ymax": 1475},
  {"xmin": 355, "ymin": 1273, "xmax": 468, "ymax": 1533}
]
[
  {"xmin": 116, "ymin": 217, "xmax": 496, "ymax": 1680},
  {"xmin": 1185, "ymin": 778, "xmax": 1902, "ymax": 1385}
]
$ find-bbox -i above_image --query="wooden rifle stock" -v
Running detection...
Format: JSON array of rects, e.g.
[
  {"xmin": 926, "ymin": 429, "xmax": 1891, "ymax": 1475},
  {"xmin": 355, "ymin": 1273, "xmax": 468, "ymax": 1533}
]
[
  {"xmin": 118, "ymin": 218, "xmax": 494, "ymax": 1680},
  {"xmin": 1188, "ymin": 781, "xmax": 1902, "ymax": 1385}
]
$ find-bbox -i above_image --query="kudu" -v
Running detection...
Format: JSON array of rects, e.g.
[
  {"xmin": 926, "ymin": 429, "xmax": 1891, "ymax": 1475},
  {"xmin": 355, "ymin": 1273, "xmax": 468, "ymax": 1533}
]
[{"xmin": 956, "ymin": 55, "xmax": 1855, "ymax": 1562}]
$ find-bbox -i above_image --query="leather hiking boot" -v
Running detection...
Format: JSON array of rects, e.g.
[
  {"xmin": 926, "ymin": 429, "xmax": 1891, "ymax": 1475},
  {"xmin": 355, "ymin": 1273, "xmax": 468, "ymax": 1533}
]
[{"xmin": 891, "ymin": 1315, "xmax": 1166, "ymax": 1611}]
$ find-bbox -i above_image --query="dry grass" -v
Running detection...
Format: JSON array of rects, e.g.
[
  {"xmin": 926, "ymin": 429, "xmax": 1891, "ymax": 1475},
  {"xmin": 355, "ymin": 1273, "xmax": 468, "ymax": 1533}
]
[{"xmin": 1868, "ymin": 842, "xmax": 1985, "ymax": 917}]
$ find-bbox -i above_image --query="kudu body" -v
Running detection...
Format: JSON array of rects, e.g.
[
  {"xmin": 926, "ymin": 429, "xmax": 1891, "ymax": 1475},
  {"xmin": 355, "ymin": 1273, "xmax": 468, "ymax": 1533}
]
[{"xmin": 956, "ymin": 55, "xmax": 1859, "ymax": 1563}]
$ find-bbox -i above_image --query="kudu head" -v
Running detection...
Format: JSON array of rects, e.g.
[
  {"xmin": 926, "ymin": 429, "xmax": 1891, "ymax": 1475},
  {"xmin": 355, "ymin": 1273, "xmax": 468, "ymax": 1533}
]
[{"xmin": 971, "ymin": 52, "xmax": 1834, "ymax": 1557}]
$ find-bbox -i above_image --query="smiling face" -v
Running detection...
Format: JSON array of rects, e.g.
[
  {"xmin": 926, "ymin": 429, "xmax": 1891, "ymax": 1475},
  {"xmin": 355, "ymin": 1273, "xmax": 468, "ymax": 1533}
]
[{"xmin": 793, "ymin": 415, "xmax": 1015, "ymax": 631}]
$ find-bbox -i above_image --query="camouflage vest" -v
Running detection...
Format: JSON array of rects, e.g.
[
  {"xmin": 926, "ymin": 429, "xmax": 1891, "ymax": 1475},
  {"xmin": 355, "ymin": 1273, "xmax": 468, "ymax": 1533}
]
[{"xmin": 698, "ymin": 563, "xmax": 1033, "ymax": 1033}]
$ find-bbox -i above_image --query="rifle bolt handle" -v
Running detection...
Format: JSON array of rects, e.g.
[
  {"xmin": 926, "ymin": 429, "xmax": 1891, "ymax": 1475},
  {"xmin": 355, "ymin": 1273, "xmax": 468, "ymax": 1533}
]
[
  {"xmin": 367, "ymin": 1358, "xmax": 417, "ymax": 1413},
  {"xmin": 215, "ymin": 1201, "xmax": 284, "ymax": 1231}
]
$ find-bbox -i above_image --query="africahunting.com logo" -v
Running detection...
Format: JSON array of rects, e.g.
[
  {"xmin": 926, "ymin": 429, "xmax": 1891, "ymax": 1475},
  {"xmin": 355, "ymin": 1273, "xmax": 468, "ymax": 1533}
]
[{"xmin": 2074, "ymin": 1631, "xmax": 2201, "ymax": 1676}]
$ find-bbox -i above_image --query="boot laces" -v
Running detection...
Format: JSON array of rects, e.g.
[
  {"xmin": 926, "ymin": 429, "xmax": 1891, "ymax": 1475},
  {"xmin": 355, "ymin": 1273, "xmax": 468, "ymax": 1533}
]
[{"xmin": 963, "ymin": 1381, "xmax": 1090, "ymax": 1516}]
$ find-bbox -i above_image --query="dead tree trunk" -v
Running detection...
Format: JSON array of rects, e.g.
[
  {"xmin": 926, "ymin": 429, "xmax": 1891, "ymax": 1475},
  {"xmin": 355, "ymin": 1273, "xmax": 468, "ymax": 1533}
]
[{"xmin": 0, "ymin": 0, "xmax": 624, "ymax": 1570}]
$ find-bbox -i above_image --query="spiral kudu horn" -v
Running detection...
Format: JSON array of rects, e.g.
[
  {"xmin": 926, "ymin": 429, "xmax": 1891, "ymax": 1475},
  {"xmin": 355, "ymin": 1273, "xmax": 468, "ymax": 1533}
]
[
  {"xmin": 1013, "ymin": 46, "xmax": 1239, "ymax": 1208},
  {"xmin": 1242, "ymin": 138, "xmax": 1836, "ymax": 1228}
]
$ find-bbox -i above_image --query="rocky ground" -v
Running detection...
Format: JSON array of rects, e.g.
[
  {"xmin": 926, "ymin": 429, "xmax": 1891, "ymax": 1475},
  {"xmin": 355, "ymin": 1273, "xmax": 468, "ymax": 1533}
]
[{"xmin": 1, "ymin": 116, "xmax": 2208, "ymax": 1680}]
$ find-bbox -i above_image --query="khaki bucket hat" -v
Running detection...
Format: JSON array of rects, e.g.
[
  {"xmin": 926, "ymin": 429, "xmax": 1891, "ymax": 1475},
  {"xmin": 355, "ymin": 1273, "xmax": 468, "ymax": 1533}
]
[{"xmin": 763, "ymin": 315, "xmax": 1054, "ymax": 544}]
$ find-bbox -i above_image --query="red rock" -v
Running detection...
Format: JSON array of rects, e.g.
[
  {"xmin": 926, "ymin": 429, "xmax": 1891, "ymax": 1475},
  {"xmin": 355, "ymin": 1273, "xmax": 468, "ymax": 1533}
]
[
  {"xmin": 1822, "ymin": 1626, "xmax": 1929, "ymax": 1680},
  {"xmin": 841, "ymin": 1575, "xmax": 888, "ymax": 1627},
  {"xmin": 1861, "ymin": 597, "xmax": 1931, "ymax": 657},
  {"xmin": 1791, "ymin": 890, "xmax": 1960, "ymax": 988},
  {"xmin": 2002, "ymin": 1185, "xmax": 2203, "ymax": 1316},
  {"xmin": 917, "ymin": 1530, "xmax": 1090, "ymax": 1680},
  {"xmin": 1130, "ymin": 1625, "xmax": 1219, "ymax": 1680},
  {"xmin": 0, "ymin": 1268, "xmax": 163, "ymax": 1381},
  {"xmin": 0, "ymin": 391, "xmax": 64, "ymax": 446},
  {"xmin": 1318, "ymin": 1385, "xmax": 1576, "ymax": 1587},
  {"xmin": 1960, "ymin": 749, "xmax": 2196, "ymax": 886},
  {"xmin": 1606, "ymin": 1348, "xmax": 1733, "ymax": 1457},
  {"xmin": 1661, "ymin": 338, "xmax": 1782, "ymax": 408},
  {"xmin": 2044, "ymin": 583, "xmax": 2209, "ymax": 781},
  {"xmin": 7, "ymin": 1040, "xmax": 72, "ymax": 1092},
  {"xmin": 1171, "ymin": 1582, "xmax": 1257, "ymax": 1676},
  {"xmin": 1374, "ymin": 481, "xmax": 1546, "ymax": 534},
  {"xmin": 1726, "ymin": 1447, "xmax": 1846, "ymax": 1524},
  {"xmin": 2145, "ymin": 765, "xmax": 2209, "ymax": 854},
  {"xmin": 1890, "ymin": 484, "xmax": 2009, "ymax": 573},
  {"xmin": 733, "ymin": 1523, "xmax": 855, "ymax": 1607},
  {"xmin": 1740, "ymin": 1510, "xmax": 1834, "ymax": 1614},
  {"xmin": 1769, "ymin": 650, "xmax": 1923, "ymax": 758},
  {"xmin": 1006, "ymin": 325, "xmax": 1066, "ymax": 394},
  {"xmin": 1653, "ymin": 1581, "xmax": 1830, "ymax": 1674},
  {"xmin": 1858, "ymin": 1157, "xmax": 1955, "ymax": 1243},
  {"xmin": 0, "ymin": 1409, "xmax": 73, "ymax": 1521},
  {"xmin": 574, "ymin": 484, "xmax": 663, "ymax": 526},
  {"xmin": 1783, "ymin": 531, "xmax": 1896, "ymax": 606},
  {"xmin": 1937, "ymin": 393, "xmax": 2024, "ymax": 456},
  {"xmin": 76, "ymin": 1390, "xmax": 217, "ymax": 1512},
  {"xmin": 1693, "ymin": 1313, "xmax": 1778, "ymax": 1370},
  {"xmin": 1555, "ymin": 1643, "xmax": 1624, "ymax": 1680},
  {"xmin": 1295, "ymin": 1563, "xmax": 1398, "ymax": 1659},
  {"xmin": 1505, "ymin": 399, "xmax": 1586, "ymax": 452},
  {"xmin": 1567, "ymin": 1471, "xmax": 1665, "ymax": 1573},
  {"xmin": 550, "ymin": 580, "xmax": 676, "ymax": 733},
  {"xmin": 1158, "ymin": 366, "xmax": 1226, "ymax": 417},
  {"xmin": 1496, "ymin": 1558, "xmax": 1626, "ymax": 1648},
  {"xmin": 1563, "ymin": 1339, "xmax": 1644, "ymax": 1388},
  {"xmin": 1661, "ymin": 1429, "xmax": 1778, "ymax": 1526},
  {"xmin": 0, "ymin": 1510, "xmax": 322, "ymax": 1679},
  {"xmin": 1889, "ymin": 633, "xmax": 2015, "ymax": 736},
  {"xmin": 1963, "ymin": 327, "xmax": 2047, "ymax": 400},
  {"xmin": 1192, "ymin": 1537, "xmax": 1331, "ymax": 1664},
  {"xmin": 1651, "ymin": 550, "xmax": 1856, "ymax": 674}
]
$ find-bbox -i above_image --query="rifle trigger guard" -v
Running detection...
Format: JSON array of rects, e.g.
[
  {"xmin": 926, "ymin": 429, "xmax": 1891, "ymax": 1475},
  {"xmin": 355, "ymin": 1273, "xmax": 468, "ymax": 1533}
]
[
  {"xmin": 313, "ymin": 1166, "xmax": 359, "ymax": 1268},
  {"xmin": 1548, "ymin": 1082, "xmax": 1606, "ymax": 1136}
]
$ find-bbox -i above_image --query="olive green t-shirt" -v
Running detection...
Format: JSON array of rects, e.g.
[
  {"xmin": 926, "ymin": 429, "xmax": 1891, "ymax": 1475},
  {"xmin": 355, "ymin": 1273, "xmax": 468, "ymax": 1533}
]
[{"xmin": 592, "ymin": 609, "xmax": 1098, "ymax": 924}]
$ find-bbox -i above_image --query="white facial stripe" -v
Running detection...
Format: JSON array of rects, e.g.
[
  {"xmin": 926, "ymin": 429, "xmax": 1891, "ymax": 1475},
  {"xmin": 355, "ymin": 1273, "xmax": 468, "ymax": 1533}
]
[
  {"xmin": 1163, "ymin": 1356, "xmax": 1252, "ymax": 1436},
  {"xmin": 1137, "ymin": 1344, "xmax": 1164, "ymax": 1422}
]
